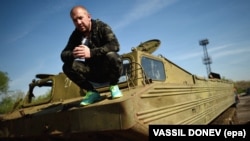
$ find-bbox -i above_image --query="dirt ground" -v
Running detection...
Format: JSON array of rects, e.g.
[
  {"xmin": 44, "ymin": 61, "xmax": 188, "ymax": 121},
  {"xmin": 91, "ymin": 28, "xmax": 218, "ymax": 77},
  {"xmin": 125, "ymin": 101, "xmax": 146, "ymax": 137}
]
[{"xmin": 236, "ymin": 94, "xmax": 250, "ymax": 124}]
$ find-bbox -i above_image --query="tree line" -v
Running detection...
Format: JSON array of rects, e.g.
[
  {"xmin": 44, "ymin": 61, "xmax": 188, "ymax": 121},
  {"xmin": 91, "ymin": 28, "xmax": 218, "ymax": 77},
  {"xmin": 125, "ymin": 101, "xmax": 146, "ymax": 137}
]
[{"xmin": 0, "ymin": 71, "xmax": 52, "ymax": 114}]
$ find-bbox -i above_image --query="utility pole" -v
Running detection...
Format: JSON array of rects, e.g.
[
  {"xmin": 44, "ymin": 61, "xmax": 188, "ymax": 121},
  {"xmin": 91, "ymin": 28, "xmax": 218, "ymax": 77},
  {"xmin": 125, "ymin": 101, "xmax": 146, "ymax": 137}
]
[{"xmin": 199, "ymin": 39, "xmax": 212, "ymax": 77}]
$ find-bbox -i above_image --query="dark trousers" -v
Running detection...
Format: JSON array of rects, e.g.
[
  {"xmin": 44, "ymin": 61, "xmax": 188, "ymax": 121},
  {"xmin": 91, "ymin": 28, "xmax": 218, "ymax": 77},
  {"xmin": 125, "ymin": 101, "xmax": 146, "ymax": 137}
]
[{"xmin": 62, "ymin": 52, "xmax": 123, "ymax": 91}]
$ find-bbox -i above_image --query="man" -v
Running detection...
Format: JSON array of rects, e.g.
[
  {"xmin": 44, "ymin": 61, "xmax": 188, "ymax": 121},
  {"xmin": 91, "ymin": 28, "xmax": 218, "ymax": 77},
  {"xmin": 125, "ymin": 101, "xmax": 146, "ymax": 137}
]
[{"xmin": 61, "ymin": 5, "xmax": 123, "ymax": 106}]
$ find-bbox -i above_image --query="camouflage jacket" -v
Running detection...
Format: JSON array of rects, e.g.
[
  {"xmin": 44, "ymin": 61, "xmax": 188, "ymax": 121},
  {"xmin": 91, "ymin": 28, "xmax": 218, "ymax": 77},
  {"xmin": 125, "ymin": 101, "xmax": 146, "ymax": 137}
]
[{"xmin": 61, "ymin": 19, "xmax": 120, "ymax": 63}]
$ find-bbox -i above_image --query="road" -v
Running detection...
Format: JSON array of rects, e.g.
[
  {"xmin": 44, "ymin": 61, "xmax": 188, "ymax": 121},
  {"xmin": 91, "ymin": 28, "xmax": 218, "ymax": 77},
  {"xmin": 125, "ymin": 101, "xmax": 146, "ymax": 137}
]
[{"xmin": 236, "ymin": 94, "xmax": 250, "ymax": 124}]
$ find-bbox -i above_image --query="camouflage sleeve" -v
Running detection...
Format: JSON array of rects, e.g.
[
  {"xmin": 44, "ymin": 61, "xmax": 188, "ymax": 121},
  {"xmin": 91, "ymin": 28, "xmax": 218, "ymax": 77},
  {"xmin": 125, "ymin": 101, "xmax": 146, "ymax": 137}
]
[
  {"xmin": 61, "ymin": 30, "xmax": 81, "ymax": 63},
  {"xmin": 90, "ymin": 21, "xmax": 120, "ymax": 57}
]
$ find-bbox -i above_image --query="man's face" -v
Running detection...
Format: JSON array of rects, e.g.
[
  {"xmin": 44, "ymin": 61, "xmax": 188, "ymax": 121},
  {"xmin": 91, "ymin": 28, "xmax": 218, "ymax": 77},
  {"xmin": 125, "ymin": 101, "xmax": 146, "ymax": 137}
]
[{"xmin": 71, "ymin": 8, "xmax": 91, "ymax": 33}]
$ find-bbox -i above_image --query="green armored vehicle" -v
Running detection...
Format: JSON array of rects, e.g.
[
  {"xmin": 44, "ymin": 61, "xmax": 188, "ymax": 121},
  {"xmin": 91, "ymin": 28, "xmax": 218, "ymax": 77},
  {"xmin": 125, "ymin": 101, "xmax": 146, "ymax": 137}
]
[{"xmin": 0, "ymin": 39, "xmax": 236, "ymax": 141}]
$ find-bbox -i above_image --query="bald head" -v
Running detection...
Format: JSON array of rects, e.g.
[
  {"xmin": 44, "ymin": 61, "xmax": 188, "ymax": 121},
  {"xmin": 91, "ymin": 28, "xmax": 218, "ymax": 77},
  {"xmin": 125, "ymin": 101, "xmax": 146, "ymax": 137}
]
[
  {"xmin": 70, "ymin": 5, "xmax": 89, "ymax": 17},
  {"xmin": 70, "ymin": 5, "xmax": 92, "ymax": 33}
]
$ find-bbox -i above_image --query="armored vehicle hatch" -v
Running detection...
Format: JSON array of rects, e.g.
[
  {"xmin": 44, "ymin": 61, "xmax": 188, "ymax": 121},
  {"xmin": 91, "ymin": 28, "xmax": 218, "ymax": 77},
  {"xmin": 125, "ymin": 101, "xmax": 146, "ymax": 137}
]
[{"xmin": 132, "ymin": 39, "xmax": 160, "ymax": 54}]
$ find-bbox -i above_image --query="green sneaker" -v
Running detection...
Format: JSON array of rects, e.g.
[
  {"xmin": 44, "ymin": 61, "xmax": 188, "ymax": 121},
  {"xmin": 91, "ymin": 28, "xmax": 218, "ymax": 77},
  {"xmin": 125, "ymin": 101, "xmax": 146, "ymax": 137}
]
[
  {"xmin": 80, "ymin": 90, "xmax": 101, "ymax": 106},
  {"xmin": 110, "ymin": 85, "xmax": 123, "ymax": 99}
]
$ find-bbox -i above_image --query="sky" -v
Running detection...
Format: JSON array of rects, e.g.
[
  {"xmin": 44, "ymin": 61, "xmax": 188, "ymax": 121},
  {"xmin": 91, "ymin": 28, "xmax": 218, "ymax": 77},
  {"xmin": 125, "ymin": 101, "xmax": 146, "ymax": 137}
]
[{"xmin": 0, "ymin": 0, "xmax": 250, "ymax": 93}]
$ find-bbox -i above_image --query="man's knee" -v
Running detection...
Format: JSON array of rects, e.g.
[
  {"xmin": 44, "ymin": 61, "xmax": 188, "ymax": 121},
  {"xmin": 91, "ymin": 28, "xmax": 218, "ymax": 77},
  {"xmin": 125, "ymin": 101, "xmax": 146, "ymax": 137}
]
[{"xmin": 62, "ymin": 63, "xmax": 70, "ymax": 73}]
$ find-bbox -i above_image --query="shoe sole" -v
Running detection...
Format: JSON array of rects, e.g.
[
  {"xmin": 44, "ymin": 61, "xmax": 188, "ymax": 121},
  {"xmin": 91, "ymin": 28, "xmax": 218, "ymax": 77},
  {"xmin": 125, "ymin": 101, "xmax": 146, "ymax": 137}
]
[
  {"xmin": 112, "ymin": 94, "xmax": 123, "ymax": 99},
  {"xmin": 80, "ymin": 97, "xmax": 101, "ymax": 106}
]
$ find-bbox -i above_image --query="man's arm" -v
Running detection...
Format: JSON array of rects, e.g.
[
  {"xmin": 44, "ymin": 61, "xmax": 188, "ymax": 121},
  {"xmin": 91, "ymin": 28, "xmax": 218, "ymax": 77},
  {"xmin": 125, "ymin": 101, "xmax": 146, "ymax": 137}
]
[
  {"xmin": 90, "ymin": 21, "xmax": 120, "ymax": 57},
  {"xmin": 61, "ymin": 30, "xmax": 82, "ymax": 63}
]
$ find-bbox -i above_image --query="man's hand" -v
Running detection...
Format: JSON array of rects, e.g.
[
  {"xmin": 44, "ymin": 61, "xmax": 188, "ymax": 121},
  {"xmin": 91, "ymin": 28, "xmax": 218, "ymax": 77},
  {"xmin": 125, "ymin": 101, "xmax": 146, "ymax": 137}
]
[{"xmin": 73, "ymin": 45, "xmax": 91, "ymax": 59}]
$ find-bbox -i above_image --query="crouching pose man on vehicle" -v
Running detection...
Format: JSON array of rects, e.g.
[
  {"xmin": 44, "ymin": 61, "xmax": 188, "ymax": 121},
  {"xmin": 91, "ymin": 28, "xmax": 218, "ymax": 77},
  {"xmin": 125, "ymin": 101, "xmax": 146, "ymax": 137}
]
[{"xmin": 61, "ymin": 5, "xmax": 123, "ymax": 106}]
